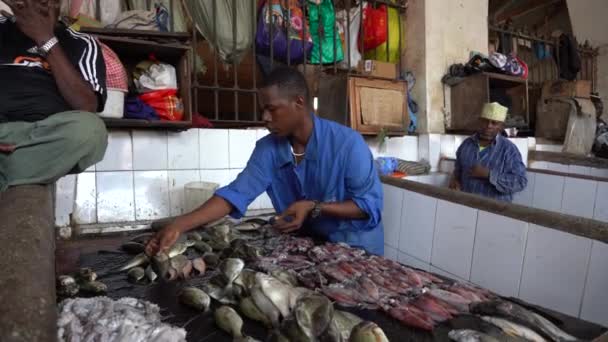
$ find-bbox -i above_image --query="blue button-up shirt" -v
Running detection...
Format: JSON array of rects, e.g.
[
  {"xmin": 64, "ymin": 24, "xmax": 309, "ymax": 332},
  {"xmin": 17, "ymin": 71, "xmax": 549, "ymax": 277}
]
[
  {"xmin": 455, "ymin": 134, "xmax": 527, "ymax": 202},
  {"xmin": 215, "ymin": 115, "xmax": 384, "ymax": 255}
]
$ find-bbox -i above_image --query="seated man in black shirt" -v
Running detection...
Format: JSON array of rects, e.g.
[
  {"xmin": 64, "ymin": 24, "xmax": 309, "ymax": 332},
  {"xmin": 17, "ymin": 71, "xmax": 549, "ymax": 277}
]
[{"xmin": 0, "ymin": 0, "xmax": 108, "ymax": 192}]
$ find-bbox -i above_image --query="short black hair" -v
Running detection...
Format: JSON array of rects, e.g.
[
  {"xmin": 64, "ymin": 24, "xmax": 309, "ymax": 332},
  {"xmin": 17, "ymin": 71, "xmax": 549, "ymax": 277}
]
[{"xmin": 260, "ymin": 67, "xmax": 310, "ymax": 107}]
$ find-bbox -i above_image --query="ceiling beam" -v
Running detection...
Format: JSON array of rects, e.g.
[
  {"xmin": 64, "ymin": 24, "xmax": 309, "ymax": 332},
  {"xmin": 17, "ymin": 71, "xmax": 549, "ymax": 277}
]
[{"xmin": 496, "ymin": 0, "xmax": 563, "ymax": 24}]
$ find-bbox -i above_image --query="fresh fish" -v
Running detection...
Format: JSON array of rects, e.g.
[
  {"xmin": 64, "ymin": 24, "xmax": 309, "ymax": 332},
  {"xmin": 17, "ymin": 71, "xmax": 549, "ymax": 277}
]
[
  {"xmin": 118, "ymin": 252, "xmax": 149, "ymax": 271},
  {"xmin": 294, "ymin": 294, "xmax": 334, "ymax": 338},
  {"xmin": 151, "ymin": 252, "xmax": 171, "ymax": 280},
  {"xmin": 271, "ymin": 268, "xmax": 299, "ymax": 287},
  {"xmin": 215, "ymin": 305, "xmax": 243, "ymax": 338},
  {"xmin": 387, "ymin": 304, "xmax": 435, "ymax": 331},
  {"xmin": 188, "ymin": 231, "xmax": 203, "ymax": 241},
  {"xmin": 79, "ymin": 280, "xmax": 107, "ymax": 294},
  {"xmin": 282, "ymin": 317, "xmax": 314, "ymax": 342},
  {"xmin": 412, "ymin": 293, "xmax": 454, "ymax": 323},
  {"xmin": 57, "ymin": 275, "xmax": 79, "ymax": 297},
  {"xmin": 449, "ymin": 329, "xmax": 501, "ymax": 342},
  {"xmin": 288, "ymin": 287, "xmax": 316, "ymax": 311},
  {"xmin": 256, "ymin": 272, "xmax": 293, "ymax": 318},
  {"xmin": 234, "ymin": 269, "xmax": 258, "ymax": 294},
  {"xmin": 268, "ymin": 330, "xmax": 291, "ymax": 342},
  {"xmin": 127, "ymin": 267, "xmax": 146, "ymax": 283},
  {"xmin": 471, "ymin": 300, "xmax": 578, "ymax": 342},
  {"xmin": 179, "ymin": 287, "xmax": 210, "ymax": 312},
  {"xmin": 145, "ymin": 265, "xmax": 157, "ymax": 283},
  {"xmin": 481, "ymin": 316, "xmax": 547, "ymax": 342},
  {"xmin": 170, "ymin": 255, "xmax": 192, "ymax": 279},
  {"xmin": 330, "ymin": 310, "xmax": 363, "ymax": 341},
  {"xmin": 193, "ymin": 241, "xmax": 213, "ymax": 254},
  {"xmin": 203, "ymin": 252, "xmax": 220, "ymax": 268},
  {"xmin": 205, "ymin": 217, "xmax": 228, "ymax": 228},
  {"xmin": 75, "ymin": 268, "xmax": 97, "ymax": 283},
  {"xmin": 129, "ymin": 232, "xmax": 155, "ymax": 244},
  {"xmin": 234, "ymin": 337, "xmax": 261, "ymax": 342},
  {"xmin": 251, "ymin": 286, "xmax": 281, "ymax": 327},
  {"xmin": 167, "ymin": 241, "xmax": 194, "ymax": 258},
  {"xmin": 244, "ymin": 217, "xmax": 270, "ymax": 225},
  {"xmin": 240, "ymin": 296, "xmax": 272, "ymax": 327},
  {"xmin": 234, "ymin": 221, "xmax": 262, "ymax": 231},
  {"xmin": 121, "ymin": 242, "xmax": 146, "ymax": 254},
  {"xmin": 192, "ymin": 257, "xmax": 206, "ymax": 275},
  {"xmin": 222, "ymin": 258, "xmax": 245, "ymax": 285},
  {"xmin": 348, "ymin": 321, "xmax": 389, "ymax": 342},
  {"xmin": 427, "ymin": 288, "xmax": 471, "ymax": 312}
]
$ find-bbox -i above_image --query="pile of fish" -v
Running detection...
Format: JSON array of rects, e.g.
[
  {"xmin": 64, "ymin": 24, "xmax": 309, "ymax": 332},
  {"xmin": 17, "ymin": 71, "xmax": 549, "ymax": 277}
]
[{"xmin": 56, "ymin": 268, "xmax": 107, "ymax": 298}]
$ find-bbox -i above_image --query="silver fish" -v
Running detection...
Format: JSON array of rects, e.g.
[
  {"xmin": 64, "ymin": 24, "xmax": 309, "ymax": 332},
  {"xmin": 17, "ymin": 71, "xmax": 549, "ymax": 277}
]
[
  {"xmin": 145, "ymin": 265, "xmax": 157, "ymax": 283},
  {"xmin": 282, "ymin": 317, "xmax": 313, "ymax": 342},
  {"xmin": 481, "ymin": 316, "xmax": 547, "ymax": 342},
  {"xmin": 327, "ymin": 310, "xmax": 363, "ymax": 341},
  {"xmin": 193, "ymin": 241, "xmax": 213, "ymax": 254},
  {"xmin": 151, "ymin": 252, "xmax": 171, "ymax": 280},
  {"xmin": 251, "ymin": 286, "xmax": 281, "ymax": 327},
  {"xmin": 234, "ymin": 221, "xmax": 262, "ymax": 231},
  {"xmin": 449, "ymin": 329, "xmax": 501, "ymax": 342},
  {"xmin": 168, "ymin": 241, "xmax": 193, "ymax": 258},
  {"xmin": 170, "ymin": 255, "xmax": 192, "ymax": 279},
  {"xmin": 294, "ymin": 294, "xmax": 334, "ymax": 339},
  {"xmin": 256, "ymin": 272, "xmax": 293, "ymax": 319},
  {"xmin": 119, "ymin": 252, "xmax": 149, "ymax": 271},
  {"xmin": 215, "ymin": 305, "xmax": 243, "ymax": 338},
  {"xmin": 188, "ymin": 231, "xmax": 203, "ymax": 241},
  {"xmin": 79, "ymin": 280, "xmax": 107, "ymax": 294},
  {"xmin": 288, "ymin": 287, "xmax": 316, "ymax": 312},
  {"xmin": 234, "ymin": 269, "xmax": 258, "ymax": 294},
  {"xmin": 180, "ymin": 287, "xmax": 210, "ymax": 312},
  {"xmin": 57, "ymin": 275, "xmax": 79, "ymax": 297},
  {"xmin": 271, "ymin": 268, "xmax": 299, "ymax": 287},
  {"xmin": 127, "ymin": 267, "xmax": 146, "ymax": 283},
  {"xmin": 222, "ymin": 258, "xmax": 245, "ymax": 285},
  {"xmin": 203, "ymin": 252, "xmax": 220, "ymax": 268},
  {"xmin": 348, "ymin": 321, "xmax": 389, "ymax": 342},
  {"xmin": 240, "ymin": 296, "xmax": 272, "ymax": 327},
  {"xmin": 472, "ymin": 300, "xmax": 578, "ymax": 342}
]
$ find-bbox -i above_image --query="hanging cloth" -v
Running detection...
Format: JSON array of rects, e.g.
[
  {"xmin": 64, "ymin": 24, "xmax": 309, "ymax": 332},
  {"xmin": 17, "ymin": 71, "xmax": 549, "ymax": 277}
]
[
  {"xmin": 184, "ymin": 0, "xmax": 255, "ymax": 64},
  {"xmin": 127, "ymin": 0, "xmax": 188, "ymax": 32},
  {"xmin": 308, "ymin": 0, "xmax": 344, "ymax": 64},
  {"xmin": 364, "ymin": 1, "xmax": 400, "ymax": 63}
]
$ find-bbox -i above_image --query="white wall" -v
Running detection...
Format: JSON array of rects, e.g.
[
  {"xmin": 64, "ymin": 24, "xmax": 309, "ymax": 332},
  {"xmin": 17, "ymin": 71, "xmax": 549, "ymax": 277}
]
[
  {"xmin": 54, "ymin": 128, "xmax": 273, "ymax": 228},
  {"xmin": 383, "ymin": 183, "xmax": 608, "ymax": 327}
]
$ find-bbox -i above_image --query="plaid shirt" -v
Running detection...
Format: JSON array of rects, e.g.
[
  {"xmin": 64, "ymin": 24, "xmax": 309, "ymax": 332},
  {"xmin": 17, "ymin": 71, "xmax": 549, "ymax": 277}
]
[{"xmin": 455, "ymin": 134, "xmax": 527, "ymax": 202}]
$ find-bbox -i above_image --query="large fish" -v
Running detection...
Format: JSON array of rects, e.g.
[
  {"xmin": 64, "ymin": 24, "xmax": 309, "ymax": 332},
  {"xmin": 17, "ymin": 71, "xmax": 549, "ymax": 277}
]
[
  {"xmin": 180, "ymin": 287, "xmax": 210, "ymax": 312},
  {"xmin": 349, "ymin": 321, "xmax": 389, "ymax": 342},
  {"xmin": 294, "ymin": 295, "xmax": 334, "ymax": 339},
  {"xmin": 118, "ymin": 253, "xmax": 149, "ymax": 271},
  {"xmin": 256, "ymin": 272, "xmax": 293, "ymax": 319},
  {"xmin": 481, "ymin": 316, "xmax": 547, "ymax": 342},
  {"xmin": 215, "ymin": 306, "xmax": 244, "ymax": 338},
  {"xmin": 472, "ymin": 300, "xmax": 578, "ymax": 342},
  {"xmin": 449, "ymin": 329, "xmax": 500, "ymax": 342}
]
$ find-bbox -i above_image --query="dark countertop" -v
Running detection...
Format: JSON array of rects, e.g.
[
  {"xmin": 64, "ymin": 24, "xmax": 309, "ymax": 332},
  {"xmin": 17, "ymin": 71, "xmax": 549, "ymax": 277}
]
[
  {"xmin": 530, "ymin": 150, "xmax": 608, "ymax": 169},
  {"xmin": 381, "ymin": 176, "xmax": 608, "ymax": 245},
  {"xmin": 56, "ymin": 235, "xmax": 606, "ymax": 342}
]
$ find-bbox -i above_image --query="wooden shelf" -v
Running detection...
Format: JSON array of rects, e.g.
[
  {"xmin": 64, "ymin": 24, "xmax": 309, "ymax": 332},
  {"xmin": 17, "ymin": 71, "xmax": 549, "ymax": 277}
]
[
  {"xmin": 80, "ymin": 27, "xmax": 191, "ymax": 41},
  {"xmin": 102, "ymin": 118, "xmax": 192, "ymax": 130}
]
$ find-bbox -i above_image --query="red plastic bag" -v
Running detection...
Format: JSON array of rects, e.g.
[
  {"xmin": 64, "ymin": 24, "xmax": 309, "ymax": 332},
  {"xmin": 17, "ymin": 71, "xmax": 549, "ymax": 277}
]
[
  {"xmin": 139, "ymin": 89, "xmax": 184, "ymax": 121},
  {"xmin": 359, "ymin": 4, "xmax": 388, "ymax": 52}
]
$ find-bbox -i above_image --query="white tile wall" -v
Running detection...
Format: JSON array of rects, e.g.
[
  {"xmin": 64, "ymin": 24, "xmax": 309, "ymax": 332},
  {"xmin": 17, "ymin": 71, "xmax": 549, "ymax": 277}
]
[
  {"xmin": 200, "ymin": 169, "xmax": 235, "ymax": 188},
  {"xmin": 440, "ymin": 134, "xmax": 456, "ymax": 158},
  {"xmin": 384, "ymin": 245, "xmax": 398, "ymax": 262},
  {"xmin": 382, "ymin": 185, "xmax": 404, "ymax": 249},
  {"xmin": 589, "ymin": 167, "xmax": 608, "ymax": 179},
  {"xmin": 97, "ymin": 171, "xmax": 135, "ymax": 223},
  {"xmin": 200, "ymin": 129, "xmax": 229, "ymax": 169},
  {"xmin": 132, "ymin": 131, "xmax": 168, "ymax": 170},
  {"xmin": 547, "ymin": 162, "xmax": 569, "ymax": 173},
  {"xmin": 532, "ymin": 173, "xmax": 565, "ymax": 212},
  {"xmin": 229, "ymin": 130, "xmax": 257, "ymax": 169},
  {"xmin": 400, "ymin": 190, "xmax": 437, "ymax": 263},
  {"xmin": 512, "ymin": 172, "xmax": 535, "ymax": 207},
  {"xmin": 439, "ymin": 159, "xmax": 455, "ymax": 174},
  {"xmin": 134, "ymin": 171, "xmax": 170, "ymax": 221},
  {"xmin": 398, "ymin": 251, "xmax": 431, "ymax": 271},
  {"xmin": 55, "ymin": 175, "xmax": 76, "ymax": 227},
  {"xmin": 430, "ymin": 265, "xmax": 469, "ymax": 283},
  {"xmin": 418, "ymin": 134, "xmax": 441, "ymax": 171},
  {"xmin": 470, "ymin": 212, "xmax": 528, "ymax": 297},
  {"xmin": 386, "ymin": 136, "xmax": 418, "ymax": 162},
  {"xmin": 594, "ymin": 182, "xmax": 608, "ymax": 223},
  {"xmin": 454, "ymin": 135, "xmax": 468, "ymax": 152},
  {"xmin": 509, "ymin": 138, "xmax": 529, "ymax": 166},
  {"xmin": 529, "ymin": 160, "xmax": 548, "ymax": 170},
  {"xmin": 561, "ymin": 178, "xmax": 598, "ymax": 219},
  {"xmin": 73, "ymin": 173, "xmax": 97, "ymax": 225},
  {"xmin": 519, "ymin": 225, "xmax": 592, "ymax": 317},
  {"xmin": 168, "ymin": 129, "xmax": 199, "ymax": 170},
  {"xmin": 568, "ymin": 165, "xmax": 591, "ymax": 176},
  {"xmin": 256, "ymin": 128, "xmax": 270, "ymax": 141},
  {"xmin": 580, "ymin": 241, "xmax": 608, "ymax": 326},
  {"xmin": 96, "ymin": 131, "xmax": 133, "ymax": 171},
  {"xmin": 431, "ymin": 200, "xmax": 478, "ymax": 280},
  {"xmin": 168, "ymin": 170, "xmax": 201, "ymax": 217}
]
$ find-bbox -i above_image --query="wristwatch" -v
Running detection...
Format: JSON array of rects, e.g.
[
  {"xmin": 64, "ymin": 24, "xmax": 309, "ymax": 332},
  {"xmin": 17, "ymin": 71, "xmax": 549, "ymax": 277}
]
[
  {"xmin": 37, "ymin": 36, "xmax": 59, "ymax": 57},
  {"xmin": 310, "ymin": 201, "xmax": 322, "ymax": 219}
]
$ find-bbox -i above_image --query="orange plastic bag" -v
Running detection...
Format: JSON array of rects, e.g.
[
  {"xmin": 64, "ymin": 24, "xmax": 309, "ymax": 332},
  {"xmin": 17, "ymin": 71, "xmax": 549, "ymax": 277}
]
[
  {"xmin": 139, "ymin": 89, "xmax": 184, "ymax": 121},
  {"xmin": 359, "ymin": 4, "xmax": 388, "ymax": 52}
]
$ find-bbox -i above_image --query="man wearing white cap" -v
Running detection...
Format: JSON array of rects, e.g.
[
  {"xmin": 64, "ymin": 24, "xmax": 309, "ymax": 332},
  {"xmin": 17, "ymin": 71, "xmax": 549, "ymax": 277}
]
[{"xmin": 449, "ymin": 102, "xmax": 527, "ymax": 202}]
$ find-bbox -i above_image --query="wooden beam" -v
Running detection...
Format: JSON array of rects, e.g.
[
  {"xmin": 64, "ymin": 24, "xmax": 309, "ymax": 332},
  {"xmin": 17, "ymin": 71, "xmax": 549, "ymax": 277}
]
[{"xmin": 496, "ymin": 0, "xmax": 562, "ymax": 23}]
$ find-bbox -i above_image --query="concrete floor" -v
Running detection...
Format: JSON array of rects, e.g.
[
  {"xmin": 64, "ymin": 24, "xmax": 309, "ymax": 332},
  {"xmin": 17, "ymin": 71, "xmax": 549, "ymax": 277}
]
[{"xmin": 0, "ymin": 186, "xmax": 56, "ymax": 342}]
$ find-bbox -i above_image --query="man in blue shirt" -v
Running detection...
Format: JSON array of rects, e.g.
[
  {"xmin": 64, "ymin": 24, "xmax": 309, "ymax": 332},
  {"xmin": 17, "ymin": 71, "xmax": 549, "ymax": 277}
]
[
  {"xmin": 449, "ymin": 102, "xmax": 527, "ymax": 202},
  {"xmin": 146, "ymin": 67, "xmax": 384, "ymax": 256}
]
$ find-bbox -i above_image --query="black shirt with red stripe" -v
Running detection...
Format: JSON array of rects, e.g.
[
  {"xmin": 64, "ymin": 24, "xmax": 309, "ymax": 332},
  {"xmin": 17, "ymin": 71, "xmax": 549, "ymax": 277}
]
[{"xmin": 0, "ymin": 16, "xmax": 106, "ymax": 122}]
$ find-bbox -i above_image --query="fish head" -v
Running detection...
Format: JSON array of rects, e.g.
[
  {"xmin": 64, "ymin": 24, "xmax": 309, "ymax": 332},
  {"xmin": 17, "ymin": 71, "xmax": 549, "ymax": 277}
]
[
  {"xmin": 349, "ymin": 321, "xmax": 389, "ymax": 342},
  {"xmin": 221, "ymin": 258, "xmax": 245, "ymax": 284},
  {"xmin": 294, "ymin": 294, "xmax": 334, "ymax": 338}
]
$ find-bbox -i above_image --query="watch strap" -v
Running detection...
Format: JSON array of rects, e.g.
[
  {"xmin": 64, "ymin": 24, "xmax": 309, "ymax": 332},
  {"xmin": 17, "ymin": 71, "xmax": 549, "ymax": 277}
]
[
  {"xmin": 39, "ymin": 36, "xmax": 59, "ymax": 55},
  {"xmin": 311, "ymin": 201, "xmax": 322, "ymax": 219}
]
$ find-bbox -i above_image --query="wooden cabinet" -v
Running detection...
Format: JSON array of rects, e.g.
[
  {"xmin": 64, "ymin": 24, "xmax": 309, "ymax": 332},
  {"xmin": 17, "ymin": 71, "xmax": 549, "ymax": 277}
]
[
  {"xmin": 317, "ymin": 75, "xmax": 409, "ymax": 135},
  {"xmin": 448, "ymin": 72, "xmax": 528, "ymax": 133}
]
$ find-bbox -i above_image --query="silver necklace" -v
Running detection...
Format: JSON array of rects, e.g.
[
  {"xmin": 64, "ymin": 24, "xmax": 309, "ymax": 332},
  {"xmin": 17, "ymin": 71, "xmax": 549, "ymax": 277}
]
[{"xmin": 290, "ymin": 144, "xmax": 305, "ymax": 157}]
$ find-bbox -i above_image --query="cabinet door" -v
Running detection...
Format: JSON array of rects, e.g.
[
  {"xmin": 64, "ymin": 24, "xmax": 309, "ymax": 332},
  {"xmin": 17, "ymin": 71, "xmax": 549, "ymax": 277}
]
[{"xmin": 449, "ymin": 74, "xmax": 488, "ymax": 131}]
